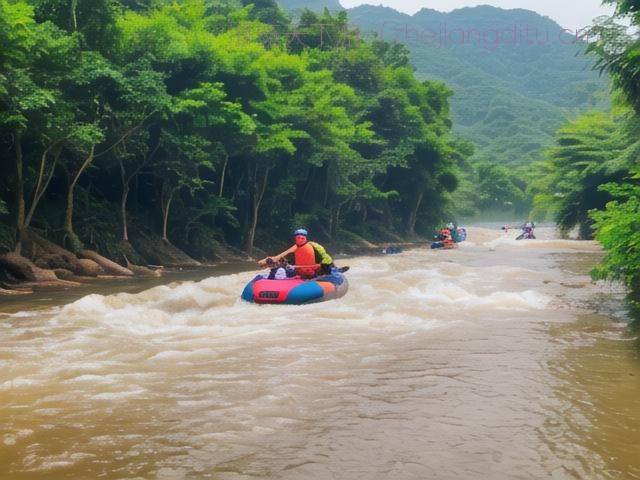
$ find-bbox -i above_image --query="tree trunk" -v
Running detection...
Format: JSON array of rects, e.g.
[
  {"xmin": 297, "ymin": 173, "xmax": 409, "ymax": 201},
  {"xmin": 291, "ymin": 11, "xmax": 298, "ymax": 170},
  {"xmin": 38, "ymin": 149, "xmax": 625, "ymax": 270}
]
[
  {"xmin": 245, "ymin": 165, "xmax": 271, "ymax": 255},
  {"xmin": 162, "ymin": 189, "xmax": 175, "ymax": 242},
  {"xmin": 0, "ymin": 251, "xmax": 59, "ymax": 282},
  {"xmin": 219, "ymin": 153, "xmax": 228, "ymax": 197},
  {"xmin": 121, "ymin": 185, "xmax": 130, "ymax": 242},
  {"xmin": 406, "ymin": 189, "xmax": 424, "ymax": 236},
  {"xmin": 79, "ymin": 250, "xmax": 134, "ymax": 276},
  {"xmin": 330, "ymin": 201, "xmax": 347, "ymax": 238},
  {"xmin": 120, "ymin": 159, "xmax": 130, "ymax": 241},
  {"xmin": 24, "ymin": 145, "xmax": 61, "ymax": 231},
  {"xmin": 65, "ymin": 145, "xmax": 96, "ymax": 249},
  {"xmin": 71, "ymin": 0, "xmax": 78, "ymax": 30},
  {"xmin": 14, "ymin": 130, "xmax": 24, "ymax": 253},
  {"xmin": 119, "ymin": 139, "xmax": 159, "ymax": 242},
  {"xmin": 21, "ymin": 230, "xmax": 95, "ymax": 275}
]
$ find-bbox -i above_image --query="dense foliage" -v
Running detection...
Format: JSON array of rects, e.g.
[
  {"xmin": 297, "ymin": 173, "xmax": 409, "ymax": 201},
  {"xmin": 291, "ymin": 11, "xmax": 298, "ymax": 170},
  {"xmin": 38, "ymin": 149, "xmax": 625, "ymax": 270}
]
[
  {"xmin": 0, "ymin": 0, "xmax": 467, "ymax": 261},
  {"xmin": 534, "ymin": 0, "xmax": 640, "ymax": 305},
  {"xmin": 588, "ymin": 0, "xmax": 640, "ymax": 306},
  {"xmin": 530, "ymin": 108, "xmax": 634, "ymax": 238},
  {"xmin": 591, "ymin": 174, "xmax": 640, "ymax": 309}
]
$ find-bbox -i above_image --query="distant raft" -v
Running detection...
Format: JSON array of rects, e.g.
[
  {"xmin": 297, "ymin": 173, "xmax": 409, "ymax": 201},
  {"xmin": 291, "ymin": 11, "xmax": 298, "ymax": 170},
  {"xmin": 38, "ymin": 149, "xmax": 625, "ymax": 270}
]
[
  {"xmin": 454, "ymin": 227, "xmax": 467, "ymax": 242},
  {"xmin": 516, "ymin": 230, "xmax": 536, "ymax": 240},
  {"xmin": 430, "ymin": 239, "xmax": 457, "ymax": 249},
  {"xmin": 241, "ymin": 269, "xmax": 349, "ymax": 304}
]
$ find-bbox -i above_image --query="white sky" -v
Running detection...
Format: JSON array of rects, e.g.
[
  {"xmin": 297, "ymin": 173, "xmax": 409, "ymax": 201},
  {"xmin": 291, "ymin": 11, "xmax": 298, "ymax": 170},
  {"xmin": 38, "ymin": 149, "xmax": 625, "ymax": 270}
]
[{"xmin": 340, "ymin": 1, "xmax": 615, "ymax": 28}]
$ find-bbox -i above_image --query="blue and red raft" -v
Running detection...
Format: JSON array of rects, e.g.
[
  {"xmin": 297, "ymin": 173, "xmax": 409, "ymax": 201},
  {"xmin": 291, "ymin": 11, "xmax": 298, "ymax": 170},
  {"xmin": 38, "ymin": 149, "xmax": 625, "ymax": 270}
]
[{"xmin": 241, "ymin": 268, "xmax": 349, "ymax": 304}]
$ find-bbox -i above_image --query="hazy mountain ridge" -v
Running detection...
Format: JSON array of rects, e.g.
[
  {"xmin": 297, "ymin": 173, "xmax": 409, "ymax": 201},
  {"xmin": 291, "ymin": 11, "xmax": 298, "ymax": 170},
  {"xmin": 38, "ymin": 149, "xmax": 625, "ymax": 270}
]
[
  {"xmin": 348, "ymin": 4, "xmax": 609, "ymax": 165},
  {"xmin": 276, "ymin": 0, "xmax": 342, "ymax": 14},
  {"xmin": 277, "ymin": 2, "xmax": 609, "ymax": 166}
]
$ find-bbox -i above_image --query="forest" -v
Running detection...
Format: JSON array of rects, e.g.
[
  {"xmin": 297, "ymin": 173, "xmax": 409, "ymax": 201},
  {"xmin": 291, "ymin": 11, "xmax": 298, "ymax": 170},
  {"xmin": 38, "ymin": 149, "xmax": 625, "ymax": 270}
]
[{"xmin": 0, "ymin": 0, "xmax": 470, "ymax": 284}]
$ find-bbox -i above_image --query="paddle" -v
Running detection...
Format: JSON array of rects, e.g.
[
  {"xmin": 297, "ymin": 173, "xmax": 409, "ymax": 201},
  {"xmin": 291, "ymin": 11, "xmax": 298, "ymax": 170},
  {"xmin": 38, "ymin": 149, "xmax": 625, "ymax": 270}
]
[
  {"xmin": 290, "ymin": 264, "xmax": 349, "ymax": 273},
  {"xmin": 277, "ymin": 264, "xmax": 350, "ymax": 273},
  {"xmin": 263, "ymin": 258, "xmax": 349, "ymax": 274}
]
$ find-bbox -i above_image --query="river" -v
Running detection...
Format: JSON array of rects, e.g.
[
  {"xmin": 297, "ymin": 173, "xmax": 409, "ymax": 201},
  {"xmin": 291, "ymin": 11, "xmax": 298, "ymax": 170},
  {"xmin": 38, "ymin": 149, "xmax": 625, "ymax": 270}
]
[{"xmin": 1, "ymin": 227, "xmax": 639, "ymax": 479}]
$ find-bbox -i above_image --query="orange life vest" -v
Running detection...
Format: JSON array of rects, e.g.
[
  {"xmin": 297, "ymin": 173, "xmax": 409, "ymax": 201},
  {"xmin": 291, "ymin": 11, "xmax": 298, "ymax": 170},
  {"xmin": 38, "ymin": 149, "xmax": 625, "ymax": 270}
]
[{"xmin": 294, "ymin": 242, "xmax": 319, "ymax": 277}]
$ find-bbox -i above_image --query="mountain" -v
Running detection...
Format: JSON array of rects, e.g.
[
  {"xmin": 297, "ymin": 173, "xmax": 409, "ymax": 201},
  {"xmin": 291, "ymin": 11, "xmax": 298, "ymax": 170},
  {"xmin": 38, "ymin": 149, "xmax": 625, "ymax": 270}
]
[
  {"xmin": 346, "ymin": 4, "xmax": 609, "ymax": 166},
  {"xmin": 277, "ymin": 0, "xmax": 342, "ymax": 13},
  {"xmin": 270, "ymin": 3, "xmax": 602, "ymax": 168}
]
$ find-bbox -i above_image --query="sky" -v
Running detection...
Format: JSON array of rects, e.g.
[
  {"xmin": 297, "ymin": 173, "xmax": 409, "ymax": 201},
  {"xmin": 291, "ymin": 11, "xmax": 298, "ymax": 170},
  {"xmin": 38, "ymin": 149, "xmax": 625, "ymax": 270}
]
[{"xmin": 339, "ymin": 0, "xmax": 615, "ymax": 29}]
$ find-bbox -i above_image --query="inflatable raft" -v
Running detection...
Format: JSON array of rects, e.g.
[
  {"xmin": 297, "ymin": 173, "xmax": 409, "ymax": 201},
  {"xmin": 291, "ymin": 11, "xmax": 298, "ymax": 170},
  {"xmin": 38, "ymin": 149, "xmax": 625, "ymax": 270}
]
[
  {"xmin": 453, "ymin": 227, "xmax": 467, "ymax": 242},
  {"xmin": 431, "ymin": 239, "xmax": 456, "ymax": 249},
  {"xmin": 516, "ymin": 230, "xmax": 536, "ymax": 240},
  {"xmin": 241, "ymin": 268, "xmax": 349, "ymax": 304}
]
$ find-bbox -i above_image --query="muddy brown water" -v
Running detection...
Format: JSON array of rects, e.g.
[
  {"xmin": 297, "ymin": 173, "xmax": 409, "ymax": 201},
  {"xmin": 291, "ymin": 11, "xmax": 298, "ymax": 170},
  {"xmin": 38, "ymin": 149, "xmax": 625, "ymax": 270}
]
[{"xmin": 0, "ymin": 227, "xmax": 638, "ymax": 479}]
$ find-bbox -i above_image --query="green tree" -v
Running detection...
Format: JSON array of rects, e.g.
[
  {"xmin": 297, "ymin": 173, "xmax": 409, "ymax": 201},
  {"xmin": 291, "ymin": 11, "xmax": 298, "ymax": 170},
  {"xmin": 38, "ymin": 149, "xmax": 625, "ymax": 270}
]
[
  {"xmin": 531, "ymin": 110, "xmax": 630, "ymax": 238},
  {"xmin": 241, "ymin": 0, "xmax": 288, "ymax": 25},
  {"xmin": 32, "ymin": 0, "xmax": 121, "ymax": 52},
  {"xmin": 153, "ymin": 131, "xmax": 212, "ymax": 241},
  {"xmin": 591, "ymin": 174, "xmax": 640, "ymax": 308},
  {"xmin": 0, "ymin": 1, "xmax": 84, "ymax": 250},
  {"xmin": 588, "ymin": 1, "xmax": 640, "ymax": 112},
  {"xmin": 60, "ymin": 54, "xmax": 166, "ymax": 251},
  {"xmin": 475, "ymin": 162, "xmax": 528, "ymax": 211}
]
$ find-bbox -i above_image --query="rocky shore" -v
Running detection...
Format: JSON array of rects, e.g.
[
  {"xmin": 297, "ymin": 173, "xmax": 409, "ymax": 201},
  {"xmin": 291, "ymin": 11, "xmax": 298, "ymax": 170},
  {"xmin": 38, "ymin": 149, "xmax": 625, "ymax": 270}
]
[{"xmin": 0, "ymin": 228, "xmax": 239, "ymax": 296}]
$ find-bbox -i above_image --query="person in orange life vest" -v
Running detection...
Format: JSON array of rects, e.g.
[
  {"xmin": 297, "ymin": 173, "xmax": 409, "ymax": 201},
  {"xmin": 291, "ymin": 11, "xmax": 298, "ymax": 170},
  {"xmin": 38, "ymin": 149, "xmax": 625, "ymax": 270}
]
[
  {"xmin": 439, "ymin": 228, "xmax": 455, "ymax": 248},
  {"xmin": 258, "ymin": 228, "xmax": 335, "ymax": 278},
  {"xmin": 437, "ymin": 228, "xmax": 451, "ymax": 241}
]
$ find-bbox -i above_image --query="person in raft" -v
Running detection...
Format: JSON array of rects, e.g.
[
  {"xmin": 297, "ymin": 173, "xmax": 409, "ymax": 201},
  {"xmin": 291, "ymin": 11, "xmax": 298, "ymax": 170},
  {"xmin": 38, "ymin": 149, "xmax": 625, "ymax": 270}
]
[{"xmin": 258, "ymin": 228, "xmax": 337, "ymax": 279}]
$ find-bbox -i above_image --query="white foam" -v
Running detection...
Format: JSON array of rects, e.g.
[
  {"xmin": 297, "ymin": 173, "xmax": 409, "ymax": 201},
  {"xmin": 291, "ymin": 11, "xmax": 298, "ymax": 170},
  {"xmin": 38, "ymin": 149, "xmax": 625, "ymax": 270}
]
[
  {"xmin": 23, "ymin": 452, "xmax": 96, "ymax": 471},
  {"xmin": 406, "ymin": 281, "xmax": 549, "ymax": 310},
  {"xmin": 64, "ymin": 372, "xmax": 160, "ymax": 385},
  {"xmin": 1, "ymin": 377, "xmax": 40, "ymax": 390},
  {"xmin": 3, "ymin": 429, "xmax": 33, "ymax": 445},
  {"xmin": 91, "ymin": 388, "xmax": 147, "ymax": 400},
  {"xmin": 8, "ymin": 310, "xmax": 41, "ymax": 318},
  {"xmin": 65, "ymin": 374, "xmax": 118, "ymax": 385},
  {"xmin": 147, "ymin": 348, "xmax": 212, "ymax": 362}
]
